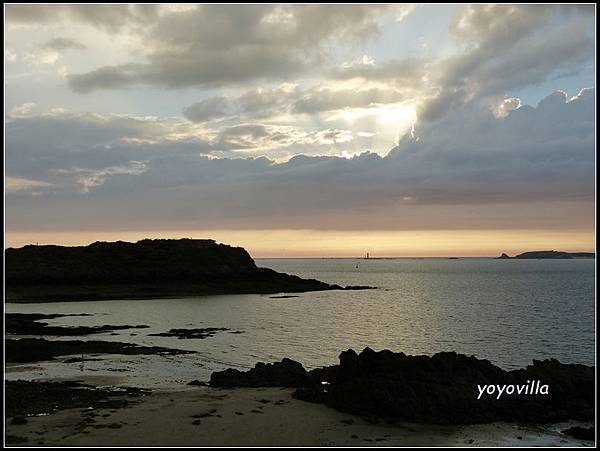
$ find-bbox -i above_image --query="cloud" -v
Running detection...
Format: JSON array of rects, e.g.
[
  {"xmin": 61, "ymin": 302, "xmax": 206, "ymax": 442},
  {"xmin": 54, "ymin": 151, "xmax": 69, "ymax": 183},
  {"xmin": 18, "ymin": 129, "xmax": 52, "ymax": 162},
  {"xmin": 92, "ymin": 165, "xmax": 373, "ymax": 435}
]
[
  {"xmin": 324, "ymin": 5, "xmax": 595, "ymax": 124},
  {"xmin": 4, "ymin": 110, "xmax": 216, "ymax": 185},
  {"xmin": 213, "ymin": 124, "xmax": 355, "ymax": 154},
  {"xmin": 417, "ymin": 4, "xmax": 595, "ymax": 122},
  {"xmin": 182, "ymin": 96, "xmax": 231, "ymax": 123},
  {"xmin": 9, "ymin": 102, "xmax": 37, "ymax": 118},
  {"xmin": 492, "ymin": 97, "xmax": 522, "ymax": 118},
  {"xmin": 292, "ymin": 87, "xmax": 407, "ymax": 115},
  {"xmin": 5, "ymin": 176, "xmax": 53, "ymax": 193},
  {"xmin": 4, "ymin": 108, "xmax": 362, "ymax": 190},
  {"xmin": 41, "ymin": 37, "xmax": 87, "ymax": 51},
  {"xmin": 5, "ymin": 4, "xmax": 159, "ymax": 32},
  {"xmin": 332, "ymin": 57, "xmax": 427, "ymax": 86},
  {"xmin": 5, "ymin": 49, "xmax": 18, "ymax": 62},
  {"xmin": 67, "ymin": 64, "xmax": 144, "ymax": 92},
  {"xmin": 64, "ymin": 161, "xmax": 148, "ymax": 193},
  {"xmin": 64, "ymin": 5, "xmax": 393, "ymax": 92},
  {"xmin": 183, "ymin": 83, "xmax": 410, "ymax": 124},
  {"xmin": 5, "ymin": 89, "xmax": 595, "ymax": 232},
  {"xmin": 237, "ymin": 84, "xmax": 300, "ymax": 117}
]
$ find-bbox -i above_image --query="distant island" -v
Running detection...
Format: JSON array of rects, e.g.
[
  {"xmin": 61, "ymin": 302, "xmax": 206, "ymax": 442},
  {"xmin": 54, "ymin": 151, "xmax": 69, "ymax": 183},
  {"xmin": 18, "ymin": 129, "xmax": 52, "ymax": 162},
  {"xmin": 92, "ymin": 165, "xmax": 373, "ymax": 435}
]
[
  {"xmin": 5, "ymin": 239, "xmax": 366, "ymax": 302},
  {"xmin": 496, "ymin": 250, "xmax": 595, "ymax": 259}
]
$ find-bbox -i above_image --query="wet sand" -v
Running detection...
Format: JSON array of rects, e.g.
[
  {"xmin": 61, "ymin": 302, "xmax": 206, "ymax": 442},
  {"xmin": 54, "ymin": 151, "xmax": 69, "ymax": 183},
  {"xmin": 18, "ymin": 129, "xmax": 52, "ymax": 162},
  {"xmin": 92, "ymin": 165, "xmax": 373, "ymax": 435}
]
[{"xmin": 5, "ymin": 386, "xmax": 594, "ymax": 447}]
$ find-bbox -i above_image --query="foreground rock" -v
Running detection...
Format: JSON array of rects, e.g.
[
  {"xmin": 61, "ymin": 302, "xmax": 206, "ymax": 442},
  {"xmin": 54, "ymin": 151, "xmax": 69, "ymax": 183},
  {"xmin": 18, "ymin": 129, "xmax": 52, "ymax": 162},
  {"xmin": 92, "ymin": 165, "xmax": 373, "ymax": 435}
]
[
  {"xmin": 210, "ymin": 348, "xmax": 594, "ymax": 425},
  {"xmin": 6, "ymin": 338, "xmax": 194, "ymax": 363},
  {"xmin": 6, "ymin": 313, "xmax": 149, "ymax": 336},
  {"xmin": 5, "ymin": 239, "xmax": 352, "ymax": 302}
]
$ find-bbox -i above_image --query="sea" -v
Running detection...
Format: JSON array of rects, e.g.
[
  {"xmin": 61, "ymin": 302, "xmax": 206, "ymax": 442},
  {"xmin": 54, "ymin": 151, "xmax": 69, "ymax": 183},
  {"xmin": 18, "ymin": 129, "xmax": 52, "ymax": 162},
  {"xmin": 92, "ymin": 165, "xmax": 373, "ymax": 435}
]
[{"xmin": 5, "ymin": 258, "xmax": 596, "ymax": 389}]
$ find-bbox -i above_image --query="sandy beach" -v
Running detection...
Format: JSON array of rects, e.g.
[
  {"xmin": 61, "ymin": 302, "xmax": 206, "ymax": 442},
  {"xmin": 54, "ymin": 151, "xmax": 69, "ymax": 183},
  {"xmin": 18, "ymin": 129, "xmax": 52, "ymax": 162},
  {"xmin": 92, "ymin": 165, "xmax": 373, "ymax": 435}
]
[{"xmin": 5, "ymin": 385, "xmax": 594, "ymax": 447}]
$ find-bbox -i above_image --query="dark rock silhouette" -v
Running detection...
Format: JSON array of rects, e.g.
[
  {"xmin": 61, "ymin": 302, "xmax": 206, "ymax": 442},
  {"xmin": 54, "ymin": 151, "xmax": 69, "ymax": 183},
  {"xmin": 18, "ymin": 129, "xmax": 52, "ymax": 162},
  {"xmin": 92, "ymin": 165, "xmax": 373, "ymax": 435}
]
[
  {"xmin": 210, "ymin": 348, "xmax": 594, "ymax": 425},
  {"xmin": 496, "ymin": 253, "xmax": 511, "ymax": 259},
  {"xmin": 210, "ymin": 358, "xmax": 313, "ymax": 388},
  {"xmin": 5, "ymin": 239, "xmax": 347, "ymax": 301}
]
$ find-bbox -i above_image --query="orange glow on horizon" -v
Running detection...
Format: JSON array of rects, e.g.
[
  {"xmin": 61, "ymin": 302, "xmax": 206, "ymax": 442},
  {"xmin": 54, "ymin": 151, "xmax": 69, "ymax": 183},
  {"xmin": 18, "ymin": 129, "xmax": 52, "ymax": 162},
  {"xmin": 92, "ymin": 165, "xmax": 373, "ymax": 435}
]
[{"xmin": 4, "ymin": 229, "xmax": 595, "ymax": 258}]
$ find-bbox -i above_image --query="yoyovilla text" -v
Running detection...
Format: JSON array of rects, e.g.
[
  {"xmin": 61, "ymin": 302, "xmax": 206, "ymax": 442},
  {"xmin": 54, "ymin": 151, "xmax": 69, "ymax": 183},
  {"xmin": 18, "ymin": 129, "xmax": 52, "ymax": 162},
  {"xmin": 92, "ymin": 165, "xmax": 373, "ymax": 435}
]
[{"xmin": 476, "ymin": 380, "xmax": 549, "ymax": 400}]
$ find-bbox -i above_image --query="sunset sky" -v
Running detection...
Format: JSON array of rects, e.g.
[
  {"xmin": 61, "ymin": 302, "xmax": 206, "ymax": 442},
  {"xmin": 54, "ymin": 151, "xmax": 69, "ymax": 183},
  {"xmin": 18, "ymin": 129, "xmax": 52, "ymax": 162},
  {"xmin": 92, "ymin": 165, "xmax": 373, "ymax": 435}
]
[{"xmin": 4, "ymin": 4, "xmax": 596, "ymax": 257}]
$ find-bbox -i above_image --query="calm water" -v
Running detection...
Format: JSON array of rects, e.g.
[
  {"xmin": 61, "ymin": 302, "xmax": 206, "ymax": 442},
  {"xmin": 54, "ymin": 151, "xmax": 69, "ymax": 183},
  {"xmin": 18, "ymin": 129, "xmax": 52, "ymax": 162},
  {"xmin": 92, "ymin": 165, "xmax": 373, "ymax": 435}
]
[{"xmin": 6, "ymin": 258, "xmax": 595, "ymax": 388}]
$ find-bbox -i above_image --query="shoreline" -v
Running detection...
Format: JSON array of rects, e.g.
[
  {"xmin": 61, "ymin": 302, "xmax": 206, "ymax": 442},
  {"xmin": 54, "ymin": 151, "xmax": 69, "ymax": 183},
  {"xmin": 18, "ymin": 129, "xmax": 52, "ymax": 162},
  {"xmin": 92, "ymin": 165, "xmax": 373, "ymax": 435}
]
[{"xmin": 5, "ymin": 385, "xmax": 594, "ymax": 447}]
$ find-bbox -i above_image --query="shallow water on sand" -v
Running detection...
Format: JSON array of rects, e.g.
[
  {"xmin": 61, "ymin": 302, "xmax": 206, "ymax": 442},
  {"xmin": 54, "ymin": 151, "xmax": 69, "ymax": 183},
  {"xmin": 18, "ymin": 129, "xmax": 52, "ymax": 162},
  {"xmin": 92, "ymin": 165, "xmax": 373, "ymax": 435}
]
[{"xmin": 5, "ymin": 258, "xmax": 595, "ymax": 388}]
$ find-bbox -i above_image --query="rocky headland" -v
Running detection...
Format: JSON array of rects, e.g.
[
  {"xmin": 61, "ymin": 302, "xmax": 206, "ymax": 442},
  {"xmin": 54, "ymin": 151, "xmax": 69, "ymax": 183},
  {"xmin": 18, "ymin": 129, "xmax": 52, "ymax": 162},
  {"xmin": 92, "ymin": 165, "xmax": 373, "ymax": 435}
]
[{"xmin": 5, "ymin": 238, "xmax": 369, "ymax": 302}]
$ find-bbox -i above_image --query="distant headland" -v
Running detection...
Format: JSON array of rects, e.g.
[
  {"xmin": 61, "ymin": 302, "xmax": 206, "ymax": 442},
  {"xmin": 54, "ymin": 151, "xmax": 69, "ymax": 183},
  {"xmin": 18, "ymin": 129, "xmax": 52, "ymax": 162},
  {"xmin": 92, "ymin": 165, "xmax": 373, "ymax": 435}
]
[
  {"xmin": 496, "ymin": 250, "xmax": 595, "ymax": 259},
  {"xmin": 5, "ymin": 239, "xmax": 370, "ymax": 302}
]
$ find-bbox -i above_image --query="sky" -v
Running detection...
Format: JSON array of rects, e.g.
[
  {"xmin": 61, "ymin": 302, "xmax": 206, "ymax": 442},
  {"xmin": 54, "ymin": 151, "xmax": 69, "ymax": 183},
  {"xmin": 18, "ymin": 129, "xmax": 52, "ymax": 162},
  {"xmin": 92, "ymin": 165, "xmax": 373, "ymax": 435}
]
[{"xmin": 4, "ymin": 4, "xmax": 596, "ymax": 257}]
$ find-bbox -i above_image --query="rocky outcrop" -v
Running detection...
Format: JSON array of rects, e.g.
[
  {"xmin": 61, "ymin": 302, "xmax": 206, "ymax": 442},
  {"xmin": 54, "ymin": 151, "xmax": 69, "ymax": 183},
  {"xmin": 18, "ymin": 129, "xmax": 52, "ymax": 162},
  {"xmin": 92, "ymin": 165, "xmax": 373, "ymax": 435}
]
[
  {"xmin": 210, "ymin": 358, "xmax": 314, "ymax": 388},
  {"xmin": 209, "ymin": 348, "xmax": 594, "ymax": 425},
  {"xmin": 496, "ymin": 253, "xmax": 511, "ymax": 259},
  {"xmin": 5, "ymin": 239, "xmax": 346, "ymax": 301}
]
